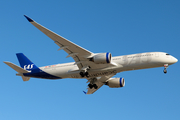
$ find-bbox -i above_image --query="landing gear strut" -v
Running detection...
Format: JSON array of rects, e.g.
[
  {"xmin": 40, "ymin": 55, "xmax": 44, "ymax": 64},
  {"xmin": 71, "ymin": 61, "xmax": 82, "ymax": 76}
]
[{"xmin": 163, "ymin": 64, "xmax": 168, "ymax": 74}]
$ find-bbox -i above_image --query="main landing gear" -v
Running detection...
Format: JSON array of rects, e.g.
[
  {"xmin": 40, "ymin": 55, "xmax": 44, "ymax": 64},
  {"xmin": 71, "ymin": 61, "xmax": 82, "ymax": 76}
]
[
  {"xmin": 88, "ymin": 84, "xmax": 98, "ymax": 89},
  {"xmin": 88, "ymin": 78, "xmax": 98, "ymax": 89},
  {"xmin": 80, "ymin": 71, "xmax": 89, "ymax": 77},
  {"xmin": 79, "ymin": 66, "xmax": 90, "ymax": 78},
  {"xmin": 163, "ymin": 64, "xmax": 168, "ymax": 74}
]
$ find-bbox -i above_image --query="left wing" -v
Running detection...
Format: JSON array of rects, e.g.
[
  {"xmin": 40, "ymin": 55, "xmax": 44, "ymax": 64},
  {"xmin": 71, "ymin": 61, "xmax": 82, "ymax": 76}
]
[
  {"xmin": 24, "ymin": 15, "xmax": 94, "ymax": 69},
  {"xmin": 86, "ymin": 79, "xmax": 104, "ymax": 94}
]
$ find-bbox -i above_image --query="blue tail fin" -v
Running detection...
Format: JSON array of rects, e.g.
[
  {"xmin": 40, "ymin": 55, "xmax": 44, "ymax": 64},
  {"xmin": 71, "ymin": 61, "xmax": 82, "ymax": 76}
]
[{"xmin": 16, "ymin": 53, "xmax": 38, "ymax": 70}]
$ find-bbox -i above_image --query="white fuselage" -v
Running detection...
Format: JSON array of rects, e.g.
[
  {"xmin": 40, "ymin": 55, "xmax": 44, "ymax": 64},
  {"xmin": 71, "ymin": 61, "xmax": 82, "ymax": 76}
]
[{"xmin": 38, "ymin": 52, "xmax": 177, "ymax": 79}]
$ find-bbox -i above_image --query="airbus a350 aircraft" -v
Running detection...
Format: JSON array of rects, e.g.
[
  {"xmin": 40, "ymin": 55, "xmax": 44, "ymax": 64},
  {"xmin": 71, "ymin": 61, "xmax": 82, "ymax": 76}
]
[{"xmin": 4, "ymin": 15, "xmax": 178, "ymax": 94}]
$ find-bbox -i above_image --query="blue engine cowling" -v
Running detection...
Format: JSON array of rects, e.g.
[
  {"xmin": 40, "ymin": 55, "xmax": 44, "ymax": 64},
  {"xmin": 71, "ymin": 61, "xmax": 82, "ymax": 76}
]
[{"xmin": 105, "ymin": 78, "xmax": 125, "ymax": 88}]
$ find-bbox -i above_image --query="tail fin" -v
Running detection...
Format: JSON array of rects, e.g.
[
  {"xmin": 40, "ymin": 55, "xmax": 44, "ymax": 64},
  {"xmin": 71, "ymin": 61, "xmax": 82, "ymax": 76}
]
[{"xmin": 16, "ymin": 53, "xmax": 38, "ymax": 70}]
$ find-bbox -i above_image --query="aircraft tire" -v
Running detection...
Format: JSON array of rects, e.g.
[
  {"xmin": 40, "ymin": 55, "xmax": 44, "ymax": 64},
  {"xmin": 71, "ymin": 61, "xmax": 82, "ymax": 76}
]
[
  {"xmin": 80, "ymin": 72, "xmax": 84, "ymax": 77},
  {"xmin": 164, "ymin": 69, "xmax": 167, "ymax": 74},
  {"xmin": 85, "ymin": 72, "xmax": 89, "ymax": 77},
  {"xmin": 93, "ymin": 84, "xmax": 98, "ymax": 89},
  {"xmin": 88, "ymin": 84, "xmax": 93, "ymax": 89}
]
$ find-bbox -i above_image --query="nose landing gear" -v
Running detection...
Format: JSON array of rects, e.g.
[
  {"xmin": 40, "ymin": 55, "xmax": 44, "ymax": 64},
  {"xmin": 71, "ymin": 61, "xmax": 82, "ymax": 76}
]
[{"xmin": 163, "ymin": 64, "xmax": 168, "ymax": 74}]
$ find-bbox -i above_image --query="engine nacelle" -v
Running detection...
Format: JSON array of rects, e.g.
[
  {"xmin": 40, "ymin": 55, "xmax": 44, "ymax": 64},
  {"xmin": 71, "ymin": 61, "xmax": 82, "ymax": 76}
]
[
  {"xmin": 90, "ymin": 53, "xmax": 112, "ymax": 64},
  {"xmin": 105, "ymin": 78, "xmax": 125, "ymax": 88}
]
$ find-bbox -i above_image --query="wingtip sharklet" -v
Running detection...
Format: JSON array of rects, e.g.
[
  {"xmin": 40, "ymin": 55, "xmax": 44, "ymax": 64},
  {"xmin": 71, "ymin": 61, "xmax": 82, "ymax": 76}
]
[
  {"xmin": 24, "ymin": 15, "xmax": 34, "ymax": 22},
  {"xmin": 83, "ymin": 91, "xmax": 87, "ymax": 94}
]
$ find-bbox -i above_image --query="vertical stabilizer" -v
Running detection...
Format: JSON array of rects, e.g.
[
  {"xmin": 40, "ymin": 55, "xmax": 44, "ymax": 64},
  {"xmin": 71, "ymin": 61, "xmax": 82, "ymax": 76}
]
[{"xmin": 16, "ymin": 53, "xmax": 38, "ymax": 70}]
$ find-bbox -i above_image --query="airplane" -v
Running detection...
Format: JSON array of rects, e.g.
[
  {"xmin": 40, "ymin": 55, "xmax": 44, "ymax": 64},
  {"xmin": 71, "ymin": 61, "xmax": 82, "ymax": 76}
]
[{"xmin": 4, "ymin": 15, "xmax": 178, "ymax": 94}]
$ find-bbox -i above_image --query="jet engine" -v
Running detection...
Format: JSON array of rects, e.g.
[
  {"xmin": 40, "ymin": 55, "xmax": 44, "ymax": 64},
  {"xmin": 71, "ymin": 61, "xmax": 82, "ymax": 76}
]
[
  {"xmin": 105, "ymin": 78, "xmax": 125, "ymax": 88},
  {"xmin": 90, "ymin": 53, "xmax": 112, "ymax": 64}
]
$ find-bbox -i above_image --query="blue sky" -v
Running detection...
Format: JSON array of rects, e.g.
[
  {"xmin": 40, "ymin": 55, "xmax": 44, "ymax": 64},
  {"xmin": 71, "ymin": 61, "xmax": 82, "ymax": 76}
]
[{"xmin": 1, "ymin": 0, "xmax": 180, "ymax": 120}]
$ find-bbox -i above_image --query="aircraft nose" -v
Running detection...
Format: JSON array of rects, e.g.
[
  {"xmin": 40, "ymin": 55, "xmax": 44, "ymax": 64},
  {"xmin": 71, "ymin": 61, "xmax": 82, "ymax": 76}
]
[
  {"xmin": 172, "ymin": 57, "xmax": 178, "ymax": 63},
  {"xmin": 174, "ymin": 57, "xmax": 178, "ymax": 63}
]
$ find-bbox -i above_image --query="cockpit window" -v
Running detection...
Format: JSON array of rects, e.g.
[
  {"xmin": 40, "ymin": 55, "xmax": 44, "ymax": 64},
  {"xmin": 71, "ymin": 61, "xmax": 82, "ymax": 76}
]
[{"xmin": 166, "ymin": 53, "xmax": 170, "ymax": 55}]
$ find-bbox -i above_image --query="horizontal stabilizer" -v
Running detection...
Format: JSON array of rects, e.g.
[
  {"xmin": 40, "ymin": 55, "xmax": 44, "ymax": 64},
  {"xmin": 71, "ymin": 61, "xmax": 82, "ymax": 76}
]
[{"xmin": 4, "ymin": 61, "xmax": 30, "ymax": 73}]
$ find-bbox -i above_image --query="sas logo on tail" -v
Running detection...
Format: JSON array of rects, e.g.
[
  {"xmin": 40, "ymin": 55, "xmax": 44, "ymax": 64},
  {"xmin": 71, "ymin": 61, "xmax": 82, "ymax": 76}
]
[{"xmin": 24, "ymin": 64, "xmax": 34, "ymax": 70}]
